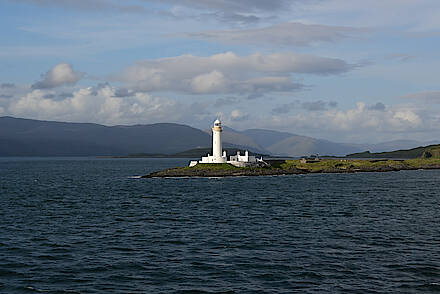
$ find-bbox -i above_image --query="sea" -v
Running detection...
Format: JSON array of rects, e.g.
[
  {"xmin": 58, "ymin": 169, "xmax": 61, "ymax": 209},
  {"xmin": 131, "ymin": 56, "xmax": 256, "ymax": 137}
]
[{"xmin": 1, "ymin": 157, "xmax": 439, "ymax": 293}]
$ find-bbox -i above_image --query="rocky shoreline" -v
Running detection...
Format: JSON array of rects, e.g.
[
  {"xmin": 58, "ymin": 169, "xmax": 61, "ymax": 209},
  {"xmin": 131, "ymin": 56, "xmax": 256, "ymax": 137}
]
[{"xmin": 142, "ymin": 159, "xmax": 440, "ymax": 178}]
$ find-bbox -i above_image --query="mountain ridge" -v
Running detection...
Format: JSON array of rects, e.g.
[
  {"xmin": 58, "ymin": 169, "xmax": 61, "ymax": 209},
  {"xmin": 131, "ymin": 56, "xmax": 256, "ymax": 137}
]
[
  {"xmin": 1, "ymin": 116, "xmax": 438, "ymax": 157},
  {"xmin": 0, "ymin": 116, "xmax": 211, "ymax": 156}
]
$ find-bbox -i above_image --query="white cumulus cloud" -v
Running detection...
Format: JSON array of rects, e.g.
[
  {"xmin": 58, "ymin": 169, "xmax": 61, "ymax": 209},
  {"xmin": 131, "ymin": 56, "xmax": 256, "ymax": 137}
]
[
  {"xmin": 8, "ymin": 85, "xmax": 181, "ymax": 125},
  {"xmin": 191, "ymin": 70, "xmax": 226, "ymax": 94},
  {"xmin": 32, "ymin": 63, "xmax": 85, "ymax": 89},
  {"xmin": 254, "ymin": 101, "xmax": 426, "ymax": 142}
]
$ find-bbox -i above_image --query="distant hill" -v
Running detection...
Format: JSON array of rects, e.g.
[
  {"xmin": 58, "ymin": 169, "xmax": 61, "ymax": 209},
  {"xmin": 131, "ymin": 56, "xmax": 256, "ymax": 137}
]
[
  {"xmin": 1, "ymin": 116, "xmax": 438, "ymax": 157},
  {"xmin": 239, "ymin": 128, "xmax": 363, "ymax": 157},
  {"xmin": 346, "ymin": 145, "xmax": 440, "ymax": 159},
  {"xmin": 205, "ymin": 126, "xmax": 267, "ymax": 154},
  {"xmin": 264, "ymin": 135, "xmax": 363, "ymax": 157},
  {"xmin": 0, "ymin": 116, "xmax": 211, "ymax": 156},
  {"xmin": 236, "ymin": 128, "xmax": 440, "ymax": 157},
  {"xmin": 241, "ymin": 129, "xmax": 293, "ymax": 149}
]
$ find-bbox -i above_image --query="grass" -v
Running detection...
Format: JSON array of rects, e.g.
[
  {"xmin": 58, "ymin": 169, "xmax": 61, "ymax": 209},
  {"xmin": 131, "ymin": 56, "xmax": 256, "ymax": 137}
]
[
  {"xmin": 182, "ymin": 158, "xmax": 440, "ymax": 173},
  {"xmin": 150, "ymin": 157, "xmax": 440, "ymax": 177},
  {"xmin": 403, "ymin": 158, "xmax": 440, "ymax": 167},
  {"xmin": 278, "ymin": 158, "xmax": 440, "ymax": 172}
]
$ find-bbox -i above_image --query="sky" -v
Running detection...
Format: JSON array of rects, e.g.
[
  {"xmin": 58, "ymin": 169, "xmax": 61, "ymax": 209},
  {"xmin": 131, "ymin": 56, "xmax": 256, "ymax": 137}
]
[{"xmin": 1, "ymin": 0, "xmax": 440, "ymax": 143}]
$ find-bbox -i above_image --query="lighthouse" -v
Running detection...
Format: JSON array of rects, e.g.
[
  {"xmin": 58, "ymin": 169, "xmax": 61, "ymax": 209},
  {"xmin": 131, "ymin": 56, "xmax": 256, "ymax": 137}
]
[
  {"xmin": 212, "ymin": 119, "xmax": 223, "ymax": 160},
  {"xmin": 189, "ymin": 118, "xmax": 265, "ymax": 167},
  {"xmin": 190, "ymin": 119, "xmax": 227, "ymax": 165}
]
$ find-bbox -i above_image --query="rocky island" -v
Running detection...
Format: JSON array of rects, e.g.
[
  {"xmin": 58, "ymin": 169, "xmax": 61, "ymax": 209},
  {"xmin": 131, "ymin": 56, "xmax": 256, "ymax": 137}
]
[{"xmin": 143, "ymin": 158, "xmax": 440, "ymax": 178}]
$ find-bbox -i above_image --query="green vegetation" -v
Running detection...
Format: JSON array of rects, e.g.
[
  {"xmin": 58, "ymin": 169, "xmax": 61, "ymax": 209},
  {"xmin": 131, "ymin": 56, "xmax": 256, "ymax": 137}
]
[
  {"xmin": 184, "ymin": 157, "xmax": 440, "ymax": 173},
  {"xmin": 403, "ymin": 158, "xmax": 440, "ymax": 167},
  {"xmin": 278, "ymin": 159, "xmax": 402, "ymax": 172},
  {"xmin": 145, "ymin": 152, "xmax": 440, "ymax": 177},
  {"xmin": 179, "ymin": 157, "xmax": 440, "ymax": 174},
  {"xmin": 422, "ymin": 146, "xmax": 440, "ymax": 158},
  {"xmin": 276, "ymin": 158, "xmax": 440, "ymax": 173}
]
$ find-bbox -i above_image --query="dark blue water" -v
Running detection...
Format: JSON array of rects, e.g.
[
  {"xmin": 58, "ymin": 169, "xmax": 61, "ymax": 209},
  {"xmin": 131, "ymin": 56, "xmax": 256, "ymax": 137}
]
[{"xmin": 1, "ymin": 157, "xmax": 440, "ymax": 293}]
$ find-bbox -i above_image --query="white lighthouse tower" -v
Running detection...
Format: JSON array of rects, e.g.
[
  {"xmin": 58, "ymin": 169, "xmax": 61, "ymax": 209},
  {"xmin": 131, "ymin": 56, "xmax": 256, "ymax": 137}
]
[
  {"xmin": 212, "ymin": 119, "xmax": 223, "ymax": 161},
  {"xmin": 190, "ymin": 119, "xmax": 227, "ymax": 166}
]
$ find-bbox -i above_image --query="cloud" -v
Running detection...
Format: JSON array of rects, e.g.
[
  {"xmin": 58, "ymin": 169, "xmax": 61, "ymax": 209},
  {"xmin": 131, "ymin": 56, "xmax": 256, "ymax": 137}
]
[
  {"xmin": 184, "ymin": 22, "xmax": 366, "ymax": 46},
  {"xmin": 269, "ymin": 102, "xmax": 422, "ymax": 136},
  {"xmin": 202, "ymin": 11, "xmax": 262, "ymax": 24},
  {"xmin": 402, "ymin": 91, "xmax": 440, "ymax": 103},
  {"xmin": 272, "ymin": 102, "xmax": 296, "ymax": 114},
  {"xmin": 32, "ymin": 63, "xmax": 85, "ymax": 89},
  {"xmin": 190, "ymin": 70, "xmax": 227, "ymax": 94},
  {"xmin": 42, "ymin": 92, "xmax": 74, "ymax": 100},
  {"xmin": 216, "ymin": 109, "xmax": 250, "ymax": 124},
  {"xmin": 214, "ymin": 96, "xmax": 238, "ymax": 107},
  {"xmin": 295, "ymin": 0, "xmax": 440, "ymax": 33},
  {"xmin": 1, "ymin": 83, "xmax": 15, "ymax": 89},
  {"xmin": 113, "ymin": 88, "xmax": 135, "ymax": 97},
  {"xmin": 272, "ymin": 100, "xmax": 338, "ymax": 114},
  {"xmin": 18, "ymin": 0, "xmax": 291, "ymax": 16},
  {"xmin": 328, "ymin": 101, "xmax": 338, "ymax": 107},
  {"xmin": 368, "ymin": 102, "xmax": 386, "ymax": 111},
  {"xmin": 13, "ymin": 0, "xmax": 145, "ymax": 13},
  {"xmin": 13, "ymin": 0, "xmax": 292, "ymax": 23},
  {"xmin": 118, "ymin": 51, "xmax": 353, "ymax": 95},
  {"xmin": 163, "ymin": 0, "xmax": 293, "ymax": 23},
  {"xmin": 230, "ymin": 109, "xmax": 249, "ymax": 121},
  {"xmin": 302, "ymin": 100, "xmax": 333, "ymax": 111},
  {"xmin": 386, "ymin": 53, "xmax": 416, "ymax": 62},
  {"xmin": 7, "ymin": 85, "xmax": 182, "ymax": 125},
  {"xmin": 225, "ymin": 101, "xmax": 429, "ymax": 142},
  {"xmin": 149, "ymin": 0, "xmax": 290, "ymax": 13},
  {"xmin": 328, "ymin": 102, "xmax": 421, "ymax": 131}
]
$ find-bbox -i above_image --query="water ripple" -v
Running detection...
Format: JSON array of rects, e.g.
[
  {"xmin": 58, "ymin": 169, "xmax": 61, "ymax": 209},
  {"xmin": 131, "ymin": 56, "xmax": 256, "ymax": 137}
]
[{"xmin": 1, "ymin": 158, "xmax": 439, "ymax": 293}]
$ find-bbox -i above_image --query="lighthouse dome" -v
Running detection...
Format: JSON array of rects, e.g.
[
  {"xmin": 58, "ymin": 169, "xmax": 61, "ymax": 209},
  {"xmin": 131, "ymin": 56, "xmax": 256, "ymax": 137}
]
[{"xmin": 214, "ymin": 119, "xmax": 221, "ymax": 126}]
